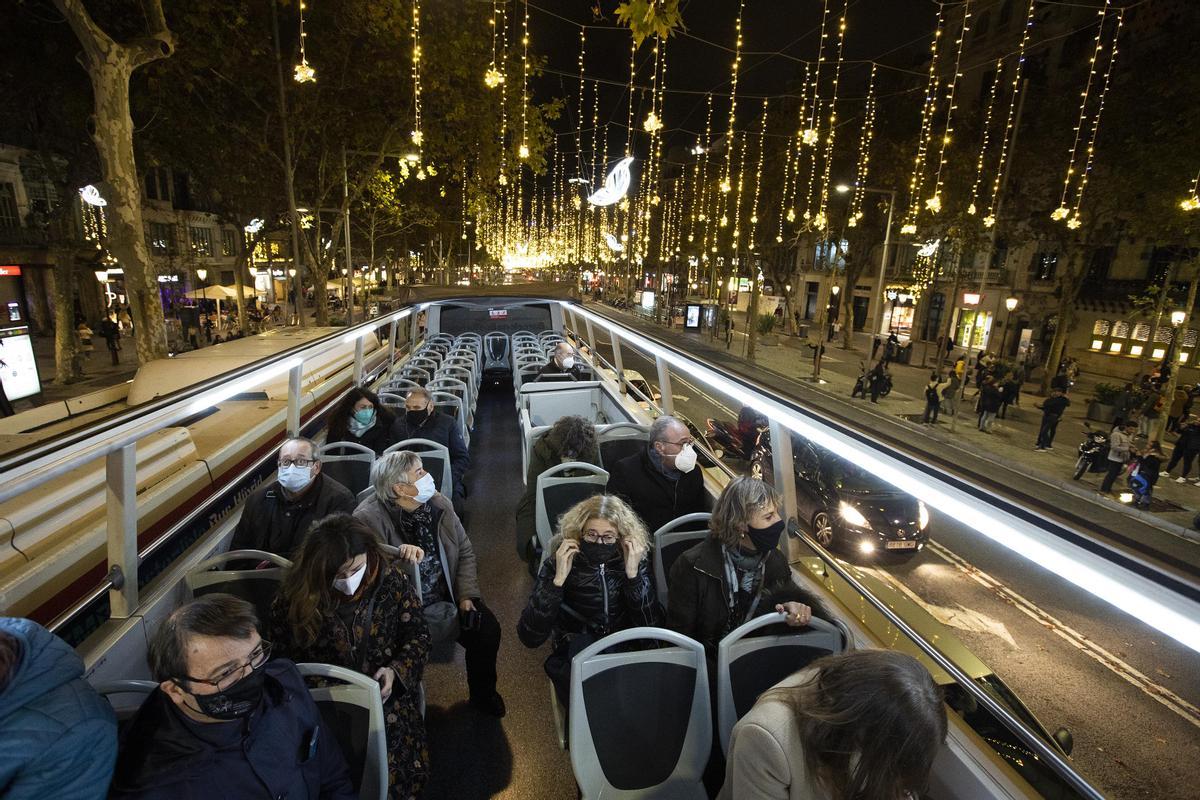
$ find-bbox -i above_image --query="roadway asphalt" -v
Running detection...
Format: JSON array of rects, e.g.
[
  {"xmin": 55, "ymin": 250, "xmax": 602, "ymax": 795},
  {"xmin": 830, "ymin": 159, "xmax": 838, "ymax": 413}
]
[{"xmin": 590, "ymin": 313, "xmax": 1200, "ymax": 800}]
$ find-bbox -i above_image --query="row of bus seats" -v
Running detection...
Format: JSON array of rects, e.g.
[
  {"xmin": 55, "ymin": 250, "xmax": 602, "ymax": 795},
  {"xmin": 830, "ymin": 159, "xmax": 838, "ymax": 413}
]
[
  {"xmin": 96, "ymin": 545, "xmax": 433, "ymax": 800},
  {"xmin": 318, "ymin": 437, "xmax": 454, "ymax": 502},
  {"xmin": 379, "ymin": 332, "xmax": 482, "ymax": 448},
  {"xmin": 556, "ymin": 616, "xmax": 846, "ymax": 797},
  {"xmin": 512, "ymin": 329, "xmax": 568, "ymax": 389}
]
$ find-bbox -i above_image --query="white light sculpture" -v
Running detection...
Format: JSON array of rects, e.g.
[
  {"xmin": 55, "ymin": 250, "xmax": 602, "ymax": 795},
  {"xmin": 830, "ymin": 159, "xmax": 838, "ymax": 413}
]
[
  {"xmin": 244, "ymin": 218, "xmax": 265, "ymax": 234},
  {"xmin": 79, "ymin": 185, "xmax": 107, "ymax": 207},
  {"xmin": 587, "ymin": 157, "xmax": 634, "ymax": 207},
  {"xmin": 603, "ymin": 233, "xmax": 624, "ymax": 253},
  {"xmin": 916, "ymin": 239, "xmax": 940, "ymax": 258}
]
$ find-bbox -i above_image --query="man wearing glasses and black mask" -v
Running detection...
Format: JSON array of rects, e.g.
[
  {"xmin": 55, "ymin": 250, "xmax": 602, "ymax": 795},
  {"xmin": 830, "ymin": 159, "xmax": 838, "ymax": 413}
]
[
  {"xmin": 606, "ymin": 415, "xmax": 708, "ymax": 534},
  {"xmin": 231, "ymin": 437, "xmax": 357, "ymax": 558},
  {"xmin": 109, "ymin": 594, "xmax": 355, "ymax": 799}
]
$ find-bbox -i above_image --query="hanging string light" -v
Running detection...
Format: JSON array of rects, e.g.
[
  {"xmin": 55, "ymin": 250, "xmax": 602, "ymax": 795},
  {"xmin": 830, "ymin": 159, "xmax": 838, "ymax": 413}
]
[
  {"xmin": 1059, "ymin": 5, "xmax": 1123, "ymax": 229},
  {"xmin": 776, "ymin": 141, "xmax": 794, "ymax": 242},
  {"xmin": 967, "ymin": 58, "xmax": 1002, "ymax": 218},
  {"xmin": 925, "ymin": 0, "xmax": 971, "ymax": 215},
  {"xmin": 497, "ymin": 0, "xmax": 510, "ymax": 186},
  {"xmin": 575, "ymin": 27, "xmax": 588, "ymax": 186},
  {"xmin": 624, "ymin": 37, "xmax": 638, "ymax": 157},
  {"xmin": 748, "ymin": 98, "xmax": 769, "ymax": 251},
  {"xmin": 983, "ymin": 0, "xmax": 1035, "ymax": 228},
  {"xmin": 1182, "ymin": 170, "xmax": 1200, "ymax": 212},
  {"xmin": 785, "ymin": 62, "xmax": 811, "ymax": 226},
  {"xmin": 847, "ymin": 62, "xmax": 878, "ymax": 228},
  {"xmin": 410, "ymin": 0, "xmax": 423, "ymax": 147},
  {"xmin": 518, "ymin": 0, "xmax": 531, "ymax": 160},
  {"xmin": 485, "ymin": 0, "xmax": 504, "ymax": 88},
  {"xmin": 813, "ymin": 1, "xmax": 848, "ymax": 232},
  {"xmin": 801, "ymin": 0, "xmax": 832, "ymax": 146},
  {"xmin": 690, "ymin": 93, "xmax": 714, "ymax": 248},
  {"xmin": 901, "ymin": 5, "xmax": 947, "ymax": 235},
  {"xmin": 293, "ymin": 0, "xmax": 316, "ymax": 83},
  {"xmin": 730, "ymin": 120, "xmax": 750, "ymax": 247},
  {"xmin": 720, "ymin": 0, "xmax": 747, "ymax": 196}
]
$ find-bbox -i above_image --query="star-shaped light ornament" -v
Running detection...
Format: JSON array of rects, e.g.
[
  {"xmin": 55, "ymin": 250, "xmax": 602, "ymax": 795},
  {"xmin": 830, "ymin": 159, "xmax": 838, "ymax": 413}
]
[
  {"xmin": 519, "ymin": 144, "xmax": 530, "ymax": 160},
  {"xmin": 1066, "ymin": 215, "xmax": 1082, "ymax": 230},
  {"xmin": 294, "ymin": 61, "xmax": 316, "ymax": 84},
  {"xmin": 801, "ymin": 129, "xmax": 819, "ymax": 146},
  {"xmin": 720, "ymin": 179, "xmax": 732, "ymax": 194},
  {"xmin": 643, "ymin": 112, "xmax": 663, "ymax": 133},
  {"xmin": 1050, "ymin": 207, "xmax": 1070, "ymax": 221},
  {"xmin": 983, "ymin": 215, "xmax": 996, "ymax": 228},
  {"xmin": 900, "ymin": 222, "xmax": 917, "ymax": 235},
  {"xmin": 925, "ymin": 195, "xmax": 941, "ymax": 213},
  {"xmin": 786, "ymin": 208, "xmax": 796, "ymax": 223},
  {"xmin": 1181, "ymin": 196, "xmax": 1200, "ymax": 212},
  {"xmin": 484, "ymin": 66, "xmax": 504, "ymax": 88},
  {"xmin": 967, "ymin": 203, "xmax": 977, "ymax": 216},
  {"xmin": 411, "ymin": 129, "xmax": 424, "ymax": 147}
]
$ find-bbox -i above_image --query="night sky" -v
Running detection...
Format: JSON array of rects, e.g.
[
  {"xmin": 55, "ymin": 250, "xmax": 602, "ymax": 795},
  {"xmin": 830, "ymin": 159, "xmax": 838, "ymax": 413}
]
[{"xmin": 526, "ymin": 0, "xmax": 938, "ymax": 180}]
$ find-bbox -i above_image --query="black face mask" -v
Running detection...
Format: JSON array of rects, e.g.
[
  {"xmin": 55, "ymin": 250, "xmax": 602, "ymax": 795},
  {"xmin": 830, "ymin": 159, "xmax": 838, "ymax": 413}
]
[
  {"xmin": 745, "ymin": 518, "xmax": 786, "ymax": 555},
  {"xmin": 580, "ymin": 541, "xmax": 619, "ymax": 565},
  {"xmin": 186, "ymin": 664, "xmax": 267, "ymax": 721},
  {"xmin": 405, "ymin": 408, "xmax": 429, "ymax": 427}
]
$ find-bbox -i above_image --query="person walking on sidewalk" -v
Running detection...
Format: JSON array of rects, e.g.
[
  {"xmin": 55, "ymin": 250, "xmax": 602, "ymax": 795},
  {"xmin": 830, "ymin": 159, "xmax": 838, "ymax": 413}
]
[
  {"xmin": 923, "ymin": 373, "xmax": 946, "ymax": 424},
  {"xmin": 869, "ymin": 361, "xmax": 890, "ymax": 404},
  {"xmin": 1100, "ymin": 421, "xmax": 1137, "ymax": 494},
  {"xmin": 1161, "ymin": 415, "xmax": 1200, "ymax": 483},
  {"xmin": 941, "ymin": 372, "xmax": 960, "ymax": 417},
  {"xmin": 1167, "ymin": 386, "xmax": 1189, "ymax": 433},
  {"xmin": 998, "ymin": 373, "xmax": 1021, "ymax": 419},
  {"xmin": 977, "ymin": 376, "xmax": 1002, "ymax": 432},
  {"xmin": 98, "ymin": 316, "xmax": 121, "ymax": 366},
  {"xmin": 1034, "ymin": 389, "xmax": 1071, "ymax": 451}
]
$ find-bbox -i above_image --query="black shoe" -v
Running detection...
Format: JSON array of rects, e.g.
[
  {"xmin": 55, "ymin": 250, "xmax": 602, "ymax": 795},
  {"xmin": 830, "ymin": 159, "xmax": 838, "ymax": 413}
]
[{"xmin": 470, "ymin": 692, "xmax": 507, "ymax": 718}]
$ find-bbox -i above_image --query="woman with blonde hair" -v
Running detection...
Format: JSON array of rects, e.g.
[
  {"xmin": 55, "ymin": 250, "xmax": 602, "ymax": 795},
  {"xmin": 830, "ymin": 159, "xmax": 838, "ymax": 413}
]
[
  {"xmin": 668, "ymin": 475, "xmax": 822, "ymax": 655},
  {"xmin": 267, "ymin": 513, "xmax": 430, "ymax": 799},
  {"xmin": 517, "ymin": 494, "xmax": 661, "ymax": 703},
  {"xmin": 721, "ymin": 650, "xmax": 947, "ymax": 800}
]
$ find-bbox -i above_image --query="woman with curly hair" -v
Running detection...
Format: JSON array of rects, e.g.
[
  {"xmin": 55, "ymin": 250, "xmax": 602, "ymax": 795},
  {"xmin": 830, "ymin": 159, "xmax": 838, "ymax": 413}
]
[
  {"xmin": 517, "ymin": 494, "xmax": 661, "ymax": 704},
  {"xmin": 326, "ymin": 387, "xmax": 396, "ymax": 455},
  {"xmin": 721, "ymin": 650, "xmax": 947, "ymax": 800},
  {"xmin": 514, "ymin": 415, "xmax": 600, "ymax": 560},
  {"xmin": 267, "ymin": 514, "xmax": 430, "ymax": 800}
]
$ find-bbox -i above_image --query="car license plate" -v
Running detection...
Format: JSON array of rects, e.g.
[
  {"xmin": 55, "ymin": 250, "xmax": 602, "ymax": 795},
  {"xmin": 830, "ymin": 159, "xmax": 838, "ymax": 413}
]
[{"xmin": 885, "ymin": 540, "xmax": 918, "ymax": 550}]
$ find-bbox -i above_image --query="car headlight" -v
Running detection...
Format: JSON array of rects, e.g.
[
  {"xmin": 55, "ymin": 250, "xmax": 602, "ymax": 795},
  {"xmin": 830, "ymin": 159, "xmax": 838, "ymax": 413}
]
[
  {"xmin": 839, "ymin": 501, "xmax": 870, "ymax": 529},
  {"xmin": 918, "ymin": 501, "xmax": 930, "ymax": 530}
]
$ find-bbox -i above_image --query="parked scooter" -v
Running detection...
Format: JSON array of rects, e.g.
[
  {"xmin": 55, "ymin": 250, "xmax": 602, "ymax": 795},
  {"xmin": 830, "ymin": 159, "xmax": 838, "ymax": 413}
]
[{"xmin": 1073, "ymin": 422, "xmax": 1110, "ymax": 480}]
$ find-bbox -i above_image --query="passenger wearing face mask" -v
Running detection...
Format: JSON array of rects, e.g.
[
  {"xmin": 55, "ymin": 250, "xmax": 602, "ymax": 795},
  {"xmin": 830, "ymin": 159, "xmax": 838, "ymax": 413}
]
[
  {"xmin": 605, "ymin": 415, "xmax": 708, "ymax": 535},
  {"xmin": 517, "ymin": 494, "xmax": 661, "ymax": 706},
  {"xmin": 326, "ymin": 387, "xmax": 396, "ymax": 456},
  {"xmin": 667, "ymin": 476, "xmax": 824, "ymax": 656},
  {"xmin": 389, "ymin": 388, "xmax": 470, "ymax": 515},
  {"xmin": 230, "ymin": 437, "xmax": 357, "ymax": 558},
  {"xmin": 354, "ymin": 451, "xmax": 505, "ymax": 717},
  {"xmin": 536, "ymin": 341, "xmax": 588, "ymax": 381},
  {"xmin": 268, "ymin": 514, "xmax": 431, "ymax": 800},
  {"xmin": 109, "ymin": 594, "xmax": 356, "ymax": 800}
]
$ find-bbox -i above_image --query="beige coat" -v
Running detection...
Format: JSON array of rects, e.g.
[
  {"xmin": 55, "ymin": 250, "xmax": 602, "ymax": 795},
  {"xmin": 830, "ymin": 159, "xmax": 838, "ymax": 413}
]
[{"xmin": 719, "ymin": 669, "xmax": 832, "ymax": 800}]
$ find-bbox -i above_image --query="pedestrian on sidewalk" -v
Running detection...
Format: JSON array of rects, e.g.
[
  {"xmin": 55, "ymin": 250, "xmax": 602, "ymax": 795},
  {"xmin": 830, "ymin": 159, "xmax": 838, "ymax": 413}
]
[
  {"xmin": 922, "ymin": 372, "xmax": 946, "ymax": 424},
  {"xmin": 724, "ymin": 314, "xmax": 734, "ymax": 349},
  {"xmin": 1034, "ymin": 389, "xmax": 1071, "ymax": 450},
  {"xmin": 74, "ymin": 322, "xmax": 93, "ymax": 376},
  {"xmin": 977, "ymin": 376, "xmax": 1002, "ymax": 432},
  {"xmin": 98, "ymin": 316, "xmax": 121, "ymax": 366},
  {"xmin": 869, "ymin": 361, "xmax": 890, "ymax": 404},
  {"xmin": 953, "ymin": 354, "xmax": 966, "ymax": 384},
  {"xmin": 1167, "ymin": 385, "xmax": 1189, "ymax": 433},
  {"xmin": 882, "ymin": 331, "xmax": 899, "ymax": 366},
  {"xmin": 1161, "ymin": 415, "xmax": 1200, "ymax": 483},
  {"xmin": 941, "ymin": 373, "xmax": 960, "ymax": 416},
  {"xmin": 1130, "ymin": 442, "xmax": 1164, "ymax": 508},
  {"xmin": 998, "ymin": 372, "xmax": 1022, "ymax": 419},
  {"xmin": 1100, "ymin": 421, "xmax": 1137, "ymax": 493}
]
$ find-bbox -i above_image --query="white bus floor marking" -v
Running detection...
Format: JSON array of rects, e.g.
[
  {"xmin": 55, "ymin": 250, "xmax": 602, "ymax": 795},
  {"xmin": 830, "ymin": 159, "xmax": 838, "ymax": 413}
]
[
  {"xmin": 856, "ymin": 565, "xmax": 1019, "ymax": 648},
  {"xmin": 924, "ymin": 540, "xmax": 1200, "ymax": 730}
]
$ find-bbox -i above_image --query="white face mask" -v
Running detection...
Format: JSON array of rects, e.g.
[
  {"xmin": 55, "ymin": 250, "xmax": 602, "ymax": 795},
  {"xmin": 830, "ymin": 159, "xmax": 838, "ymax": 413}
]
[
  {"xmin": 560, "ymin": 355, "xmax": 575, "ymax": 370},
  {"xmin": 412, "ymin": 473, "xmax": 437, "ymax": 503},
  {"xmin": 673, "ymin": 443, "xmax": 698, "ymax": 473},
  {"xmin": 332, "ymin": 560, "xmax": 367, "ymax": 596}
]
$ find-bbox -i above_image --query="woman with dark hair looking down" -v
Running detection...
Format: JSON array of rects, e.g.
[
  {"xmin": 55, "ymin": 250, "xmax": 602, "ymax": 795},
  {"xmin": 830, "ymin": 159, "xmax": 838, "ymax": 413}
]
[{"xmin": 720, "ymin": 650, "xmax": 948, "ymax": 800}]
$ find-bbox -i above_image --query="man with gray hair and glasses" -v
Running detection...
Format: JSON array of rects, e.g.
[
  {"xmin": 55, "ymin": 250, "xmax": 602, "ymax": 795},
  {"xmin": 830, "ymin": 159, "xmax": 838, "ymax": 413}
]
[
  {"xmin": 606, "ymin": 415, "xmax": 707, "ymax": 533},
  {"xmin": 109, "ymin": 594, "xmax": 355, "ymax": 799},
  {"xmin": 231, "ymin": 436, "xmax": 357, "ymax": 558}
]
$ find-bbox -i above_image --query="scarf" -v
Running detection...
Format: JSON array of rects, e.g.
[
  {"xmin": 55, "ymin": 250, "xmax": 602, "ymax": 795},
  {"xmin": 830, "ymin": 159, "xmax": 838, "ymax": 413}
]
[
  {"xmin": 648, "ymin": 445, "xmax": 681, "ymax": 480},
  {"xmin": 721, "ymin": 544, "xmax": 766, "ymax": 627}
]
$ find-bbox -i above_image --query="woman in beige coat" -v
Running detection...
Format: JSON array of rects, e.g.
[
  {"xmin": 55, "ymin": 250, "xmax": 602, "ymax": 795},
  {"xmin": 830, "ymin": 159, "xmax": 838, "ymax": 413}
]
[{"xmin": 721, "ymin": 650, "xmax": 946, "ymax": 800}]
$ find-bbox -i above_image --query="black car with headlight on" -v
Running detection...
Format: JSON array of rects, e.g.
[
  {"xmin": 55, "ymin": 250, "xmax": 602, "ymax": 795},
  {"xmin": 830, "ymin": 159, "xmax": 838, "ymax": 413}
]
[{"xmin": 750, "ymin": 431, "xmax": 930, "ymax": 558}]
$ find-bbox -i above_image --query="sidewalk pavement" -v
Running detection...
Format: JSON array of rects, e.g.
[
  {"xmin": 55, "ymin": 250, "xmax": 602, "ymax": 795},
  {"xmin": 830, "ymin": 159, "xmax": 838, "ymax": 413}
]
[{"xmin": 600, "ymin": 302, "xmax": 1200, "ymax": 573}]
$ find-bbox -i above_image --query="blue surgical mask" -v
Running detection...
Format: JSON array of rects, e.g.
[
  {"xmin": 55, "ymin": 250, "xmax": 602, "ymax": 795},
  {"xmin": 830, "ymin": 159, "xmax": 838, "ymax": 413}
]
[
  {"xmin": 348, "ymin": 407, "xmax": 376, "ymax": 436},
  {"xmin": 412, "ymin": 473, "xmax": 437, "ymax": 504},
  {"xmin": 353, "ymin": 407, "xmax": 376, "ymax": 425},
  {"xmin": 278, "ymin": 464, "xmax": 314, "ymax": 494}
]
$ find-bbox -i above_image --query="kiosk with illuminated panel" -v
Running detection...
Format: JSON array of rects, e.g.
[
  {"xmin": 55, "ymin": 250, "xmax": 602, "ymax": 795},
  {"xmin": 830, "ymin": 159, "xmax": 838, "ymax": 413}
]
[{"xmin": 0, "ymin": 266, "xmax": 43, "ymax": 403}]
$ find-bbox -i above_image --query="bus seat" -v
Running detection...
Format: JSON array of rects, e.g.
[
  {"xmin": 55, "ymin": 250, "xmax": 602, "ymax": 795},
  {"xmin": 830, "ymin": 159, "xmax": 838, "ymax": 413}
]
[
  {"xmin": 318, "ymin": 441, "xmax": 376, "ymax": 497},
  {"xmin": 535, "ymin": 463, "xmax": 609, "ymax": 556},
  {"xmin": 296, "ymin": 663, "xmax": 388, "ymax": 800},
  {"xmin": 185, "ymin": 550, "xmax": 293, "ymax": 624},
  {"xmin": 652, "ymin": 514, "xmax": 712, "ymax": 611}
]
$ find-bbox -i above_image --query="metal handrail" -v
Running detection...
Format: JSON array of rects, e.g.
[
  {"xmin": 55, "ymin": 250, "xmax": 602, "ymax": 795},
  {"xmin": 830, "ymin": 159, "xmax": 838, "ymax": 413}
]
[{"xmin": 564, "ymin": 301, "xmax": 1107, "ymax": 798}]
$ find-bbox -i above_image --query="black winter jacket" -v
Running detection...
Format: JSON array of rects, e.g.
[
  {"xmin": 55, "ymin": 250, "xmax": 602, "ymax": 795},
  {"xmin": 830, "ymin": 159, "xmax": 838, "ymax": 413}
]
[
  {"xmin": 605, "ymin": 447, "xmax": 706, "ymax": 534},
  {"xmin": 108, "ymin": 659, "xmax": 355, "ymax": 800},
  {"xmin": 389, "ymin": 410, "xmax": 470, "ymax": 492},
  {"xmin": 230, "ymin": 473, "xmax": 357, "ymax": 558},
  {"xmin": 514, "ymin": 428, "xmax": 602, "ymax": 556},
  {"xmin": 667, "ymin": 538, "xmax": 826, "ymax": 655},
  {"xmin": 517, "ymin": 534, "xmax": 661, "ymax": 653},
  {"xmin": 979, "ymin": 383, "xmax": 1003, "ymax": 413}
]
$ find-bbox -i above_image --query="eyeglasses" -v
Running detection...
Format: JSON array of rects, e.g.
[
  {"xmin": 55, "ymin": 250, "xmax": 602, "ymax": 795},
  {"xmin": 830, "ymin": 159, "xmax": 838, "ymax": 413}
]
[
  {"xmin": 278, "ymin": 457, "xmax": 314, "ymax": 468},
  {"xmin": 660, "ymin": 438, "xmax": 695, "ymax": 448},
  {"xmin": 582, "ymin": 533, "xmax": 619, "ymax": 544},
  {"xmin": 180, "ymin": 640, "xmax": 272, "ymax": 690}
]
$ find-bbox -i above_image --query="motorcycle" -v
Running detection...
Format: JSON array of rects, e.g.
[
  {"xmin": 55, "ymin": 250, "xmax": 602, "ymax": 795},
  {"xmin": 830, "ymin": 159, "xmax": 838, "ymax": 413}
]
[
  {"xmin": 852, "ymin": 362, "xmax": 893, "ymax": 399},
  {"xmin": 1073, "ymin": 423, "xmax": 1110, "ymax": 480}
]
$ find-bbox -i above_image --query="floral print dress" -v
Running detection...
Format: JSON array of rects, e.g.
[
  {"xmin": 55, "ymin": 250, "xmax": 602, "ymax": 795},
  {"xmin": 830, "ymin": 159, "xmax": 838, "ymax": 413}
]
[{"xmin": 269, "ymin": 558, "xmax": 432, "ymax": 800}]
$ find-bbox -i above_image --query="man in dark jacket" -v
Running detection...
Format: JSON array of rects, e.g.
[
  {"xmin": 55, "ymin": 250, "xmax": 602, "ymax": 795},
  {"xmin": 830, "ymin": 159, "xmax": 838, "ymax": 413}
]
[
  {"xmin": 1034, "ymin": 389, "xmax": 1071, "ymax": 451},
  {"xmin": 977, "ymin": 376, "xmax": 1003, "ymax": 432},
  {"xmin": 0, "ymin": 617, "xmax": 116, "ymax": 800},
  {"xmin": 230, "ymin": 437, "xmax": 357, "ymax": 558},
  {"xmin": 109, "ymin": 594, "xmax": 355, "ymax": 800},
  {"xmin": 390, "ymin": 388, "xmax": 469, "ymax": 514},
  {"xmin": 536, "ymin": 342, "xmax": 589, "ymax": 381},
  {"xmin": 606, "ymin": 415, "xmax": 706, "ymax": 534}
]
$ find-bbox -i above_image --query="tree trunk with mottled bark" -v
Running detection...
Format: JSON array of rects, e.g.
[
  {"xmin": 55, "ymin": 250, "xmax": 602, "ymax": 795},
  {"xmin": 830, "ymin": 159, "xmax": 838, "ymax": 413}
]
[
  {"xmin": 50, "ymin": 248, "xmax": 81, "ymax": 385},
  {"xmin": 53, "ymin": 0, "xmax": 174, "ymax": 364},
  {"xmin": 1039, "ymin": 252, "xmax": 1086, "ymax": 397}
]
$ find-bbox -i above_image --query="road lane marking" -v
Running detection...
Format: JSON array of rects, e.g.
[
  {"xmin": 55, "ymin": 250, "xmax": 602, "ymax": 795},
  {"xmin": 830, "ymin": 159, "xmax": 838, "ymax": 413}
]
[{"xmin": 925, "ymin": 540, "xmax": 1200, "ymax": 730}]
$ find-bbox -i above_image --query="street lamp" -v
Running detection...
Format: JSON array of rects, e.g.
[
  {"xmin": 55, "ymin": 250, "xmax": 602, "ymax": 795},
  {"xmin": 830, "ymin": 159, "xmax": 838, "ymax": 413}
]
[
  {"xmin": 836, "ymin": 183, "xmax": 897, "ymax": 340},
  {"xmin": 1171, "ymin": 310, "xmax": 1187, "ymax": 327},
  {"xmin": 1001, "ymin": 296, "xmax": 1019, "ymax": 358},
  {"xmin": 195, "ymin": 267, "xmax": 208, "ymax": 309}
]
